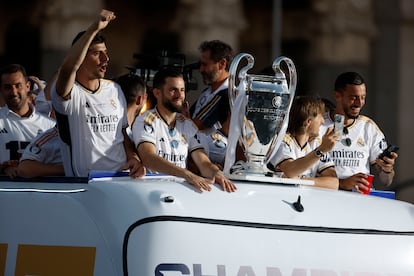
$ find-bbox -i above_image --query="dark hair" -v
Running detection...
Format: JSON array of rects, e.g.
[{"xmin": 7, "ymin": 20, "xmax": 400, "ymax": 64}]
[
  {"xmin": 152, "ymin": 67, "xmax": 183, "ymax": 90},
  {"xmin": 287, "ymin": 96, "xmax": 325, "ymax": 135},
  {"xmin": 71, "ymin": 31, "xmax": 106, "ymax": 46},
  {"xmin": 0, "ymin": 64, "xmax": 28, "ymax": 85},
  {"xmin": 321, "ymin": 97, "xmax": 336, "ymax": 112},
  {"xmin": 199, "ymin": 40, "xmax": 233, "ymax": 71},
  {"xmin": 115, "ymin": 74, "xmax": 146, "ymax": 106},
  {"xmin": 334, "ymin": 72, "xmax": 365, "ymax": 92}
]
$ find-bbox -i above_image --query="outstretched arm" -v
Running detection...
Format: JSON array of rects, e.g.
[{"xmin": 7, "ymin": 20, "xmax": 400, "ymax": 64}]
[
  {"xmin": 137, "ymin": 142, "xmax": 212, "ymax": 192},
  {"xmin": 18, "ymin": 160, "xmax": 64, "ymax": 178},
  {"xmin": 55, "ymin": 9, "xmax": 116, "ymax": 99},
  {"xmin": 191, "ymin": 149, "xmax": 237, "ymax": 192},
  {"xmin": 310, "ymin": 167, "xmax": 339, "ymax": 190}
]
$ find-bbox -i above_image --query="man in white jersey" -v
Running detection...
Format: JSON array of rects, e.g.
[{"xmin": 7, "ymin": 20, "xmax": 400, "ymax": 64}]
[
  {"xmin": 115, "ymin": 73, "xmax": 147, "ymax": 140},
  {"xmin": 132, "ymin": 68, "xmax": 236, "ymax": 193},
  {"xmin": 189, "ymin": 40, "xmax": 233, "ymax": 134},
  {"xmin": 200, "ymin": 128, "xmax": 228, "ymax": 169},
  {"xmin": 319, "ymin": 72, "xmax": 397, "ymax": 192},
  {"xmin": 268, "ymin": 96, "xmax": 339, "ymax": 189},
  {"xmin": 18, "ymin": 126, "xmax": 64, "ymax": 177},
  {"xmin": 0, "ymin": 64, "xmax": 56, "ymax": 178},
  {"xmin": 52, "ymin": 9, "xmax": 145, "ymax": 178}
]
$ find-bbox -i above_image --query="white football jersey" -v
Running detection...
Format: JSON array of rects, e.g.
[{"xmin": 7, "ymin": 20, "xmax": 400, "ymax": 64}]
[
  {"xmin": 20, "ymin": 126, "xmax": 62, "ymax": 165},
  {"xmin": 268, "ymin": 133, "xmax": 335, "ymax": 178},
  {"xmin": 132, "ymin": 108, "xmax": 204, "ymax": 171},
  {"xmin": 52, "ymin": 80, "xmax": 128, "ymax": 177},
  {"xmin": 199, "ymin": 129, "xmax": 228, "ymax": 167},
  {"xmin": 319, "ymin": 112, "xmax": 387, "ymax": 178},
  {"xmin": 0, "ymin": 106, "xmax": 55, "ymax": 164}
]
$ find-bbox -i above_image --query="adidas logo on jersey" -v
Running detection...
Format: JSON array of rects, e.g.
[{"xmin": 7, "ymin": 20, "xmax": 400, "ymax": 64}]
[
  {"xmin": 0, "ymin": 128, "xmax": 8, "ymax": 134},
  {"xmin": 85, "ymin": 102, "xmax": 91, "ymax": 108}
]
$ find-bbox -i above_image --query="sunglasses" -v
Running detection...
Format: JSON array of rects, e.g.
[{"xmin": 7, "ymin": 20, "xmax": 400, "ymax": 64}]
[{"xmin": 342, "ymin": 127, "xmax": 351, "ymax": 146}]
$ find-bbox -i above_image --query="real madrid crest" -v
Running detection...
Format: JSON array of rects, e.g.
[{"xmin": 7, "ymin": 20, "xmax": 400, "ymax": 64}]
[
  {"xmin": 357, "ymin": 137, "xmax": 365, "ymax": 147},
  {"xmin": 110, "ymin": 98, "xmax": 117, "ymax": 110}
]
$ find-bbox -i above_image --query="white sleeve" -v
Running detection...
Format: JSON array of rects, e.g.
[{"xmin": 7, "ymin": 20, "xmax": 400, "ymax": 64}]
[
  {"xmin": 268, "ymin": 137, "xmax": 294, "ymax": 167},
  {"xmin": 131, "ymin": 113, "xmax": 157, "ymax": 148}
]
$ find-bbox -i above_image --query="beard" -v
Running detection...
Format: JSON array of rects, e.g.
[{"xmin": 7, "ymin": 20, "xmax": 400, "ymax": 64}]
[
  {"xmin": 163, "ymin": 97, "xmax": 182, "ymax": 113},
  {"xmin": 344, "ymin": 107, "xmax": 359, "ymax": 119},
  {"xmin": 6, "ymin": 94, "xmax": 27, "ymax": 111},
  {"xmin": 202, "ymin": 70, "xmax": 220, "ymax": 85}
]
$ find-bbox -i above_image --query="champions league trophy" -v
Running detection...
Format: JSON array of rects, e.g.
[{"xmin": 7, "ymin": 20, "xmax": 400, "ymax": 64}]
[{"xmin": 223, "ymin": 53, "xmax": 297, "ymax": 180}]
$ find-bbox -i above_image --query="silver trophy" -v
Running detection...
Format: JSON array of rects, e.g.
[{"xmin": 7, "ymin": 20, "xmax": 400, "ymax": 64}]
[{"xmin": 224, "ymin": 53, "xmax": 297, "ymax": 178}]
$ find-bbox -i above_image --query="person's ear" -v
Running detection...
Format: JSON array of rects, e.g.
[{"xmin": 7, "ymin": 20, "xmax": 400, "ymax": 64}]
[
  {"xmin": 136, "ymin": 95, "xmax": 143, "ymax": 106},
  {"xmin": 152, "ymin": 88, "xmax": 161, "ymax": 100},
  {"xmin": 25, "ymin": 80, "xmax": 31, "ymax": 91},
  {"xmin": 304, "ymin": 118, "xmax": 312, "ymax": 128},
  {"xmin": 218, "ymin": 58, "xmax": 226, "ymax": 70},
  {"xmin": 334, "ymin": 91, "xmax": 341, "ymax": 102}
]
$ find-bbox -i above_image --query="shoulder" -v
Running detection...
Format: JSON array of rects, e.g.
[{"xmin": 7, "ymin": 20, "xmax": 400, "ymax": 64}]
[
  {"xmin": 282, "ymin": 133, "xmax": 294, "ymax": 146},
  {"xmin": 142, "ymin": 109, "xmax": 159, "ymax": 125},
  {"xmin": 177, "ymin": 113, "xmax": 199, "ymax": 130},
  {"xmin": 356, "ymin": 115, "xmax": 383, "ymax": 132},
  {"xmin": 33, "ymin": 127, "xmax": 59, "ymax": 146},
  {"xmin": 101, "ymin": 79, "xmax": 123, "ymax": 92},
  {"xmin": 100, "ymin": 78, "xmax": 116, "ymax": 86}
]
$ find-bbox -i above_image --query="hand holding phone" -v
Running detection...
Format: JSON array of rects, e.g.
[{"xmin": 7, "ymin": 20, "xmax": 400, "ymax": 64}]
[{"xmin": 378, "ymin": 144, "xmax": 399, "ymax": 160}]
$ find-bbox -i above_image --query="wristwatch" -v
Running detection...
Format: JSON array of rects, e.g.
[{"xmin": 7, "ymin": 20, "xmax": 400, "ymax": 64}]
[{"xmin": 314, "ymin": 148, "xmax": 324, "ymax": 158}]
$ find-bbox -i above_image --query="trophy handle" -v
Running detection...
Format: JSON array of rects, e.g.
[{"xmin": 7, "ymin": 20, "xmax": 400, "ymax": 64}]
[
  {"xmin": 228, "ymin": 53, "xmax": 255, "ymax": 109},
  {"xmin": 265, "ymin": 56, "xmax": 297, "ymax": 164},
  {"xmin": 272, "ymin": 56, "xmax": 297, "ymax": 97}
]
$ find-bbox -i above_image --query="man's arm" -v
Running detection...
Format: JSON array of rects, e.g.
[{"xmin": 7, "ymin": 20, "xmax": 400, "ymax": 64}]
[
  {"xmin": 371, "ymin": 151, "xmax": 397, "ymax": 188},
  {"xmin": 279, "ymin": 153, "xmax": 321, "ymax": 178},
  {"xmin": 310, "ymin": 167, "xmax": 339, "ymax": 190},
  {"xmin": 122, "ymin": 128, "xmax": 146, "ymax": 178},
  {"xmin": 18, "ymin": 160, "xmax": 64, "ymax": 178},
  {"xmin": 55, "ymin": 9, "xmax": 116, "ymax": 99},
  {"xmin": 191, "ymin": 148, "xmax": 237, "ymax": 192},
  {"xmin": 280, "ymin": 128, "xmax": 337, "ymax": 178},
  {"xmin": 137, "ymin": 142, "xmax": 212, "ymax": 192}
]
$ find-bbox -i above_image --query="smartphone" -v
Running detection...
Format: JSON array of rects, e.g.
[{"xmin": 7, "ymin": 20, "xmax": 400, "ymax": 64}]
[
  {"xmin": 334, "ymin": 114, "xmax": 345, "ymax": 134},
  {"xmin": 379, "ymin": 144, "xmax": 399, "ymax": 160}
]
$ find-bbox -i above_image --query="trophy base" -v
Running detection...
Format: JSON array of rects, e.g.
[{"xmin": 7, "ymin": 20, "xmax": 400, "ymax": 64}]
[
  {"xmin": 227, "ymin": 173, "xmax": 314, "ymax": 186},
  {"xmin": 227, "ymin": 160, "xmax": 314, "ymax": 185}
]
